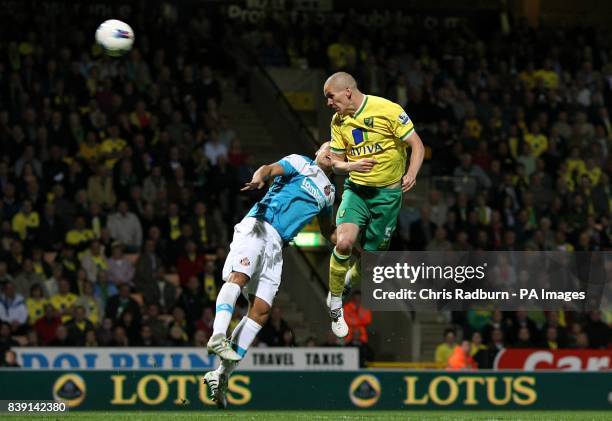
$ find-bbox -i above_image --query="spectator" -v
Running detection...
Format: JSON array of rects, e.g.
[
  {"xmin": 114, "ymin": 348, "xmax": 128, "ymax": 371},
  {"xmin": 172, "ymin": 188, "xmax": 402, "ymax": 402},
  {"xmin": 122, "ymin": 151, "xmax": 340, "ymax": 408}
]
[
  {"xmin": 49, "ymin": 325, "xmax": 74, "ymax": 346},
  {"xmin": 0, "ymin": 261, "xmax": 15, "ymax": 288},
  {"xmin": 204, "ymin": 133, "xmax": 228, "ymax": 167},
  {"xmin": 93, "ymin": 270, "xmax": 118, "ymax": 310},
  {"xmin": 50, "ymin": 278, "xmax": 78, "ymax": 323},
  {"xmin": 26, "ymin": 284, "xmax": 48, "ymax": 325},
  {"xmin": 260, "ymin": 307, "xmax": 291, "ymax": 346},
  {"xmin": 111, "ymin": 325, "xmax": 130, "ymax": 347},
  {"xmin": 584, "ymin": 311, "xmax": 610, "ymax": 349},
  {"xmin": 574, "ymin": 332, "xmax": 591, "ymax": 349},
  {"xmin": 100, "ymin": 125, "xmax": 127, "ymax": 169},
  {"xmin": 134, "ymin": 324, "xmax": 158, "ymax": 346},
  {"xmin": 108, "ymin": 202, "xmax": 143, "ymax": 252},
  {"xmin": 105, "ymin": 283, "xmax": 140, "ymax": 322},
  {"xmin": 37, "ymin": 203, "xmax": 66, "ymax": 251},
  {"xmin": 176, "ymin": 241, "xmax": 206, "ymax": 286},
  {"xmin": 34, "ymin": 304, "xmax": 62, "ymax": 345},
  {"xmin": 514, "ymin": 327, "xmax": 534, "ymax": 348},
  {"xmin": 0, "ymin": 322, "xmax": 18, "ymax": 355},
  {"xmin": 453, "ymin": 153, "xmax": 492, "ymax": 197},
  {"xmin": 167, "ymin": 324, "xmax": 189, "ymax": 346},
  {"xmin": 470, "ymin": 332, "xmax": 488, "ymax": 368},
  {"xmin": 142, "ymin": 165, "xmax": 167, "ymax": 205},
  {"xmin": 193, "ymin": 329, "xmax": 209, "ymax": 348},
  {"xmin": 87, "ymin": 164, "xmax": 116, "ymax": 210},
  {"xmin": 343, "ymin": 291, "xmax": 372, "ymax": 345},
  {"xmin": 194, "ymin": 307, "xmax": 214, "ymax": 339},
  {"xmin": 117, "ymin": 310, "xmax": 140, "ymax": 341},
  {"xmin": 74, "ymin": 281, "xmax": 103, "ymax": 325},
  {"xmin": 14, "ymin": 258, "xmax": 45, "ymax": 299},
  {"xmin": 542, "ymin": 326, "xmax": 560, "ymax": 350},
  {"xmin": 140, "ymin": 267, "xmax": 177, "ymax": 312},
  {"xmin": 448, "ymin": 340, "xmax": 477, "ymax": 370},
  {"xmin": 80, "ymin": 240, "xmax": 108, "ymax": 283},
  {"xmin": 96, "ymin": 318, "xmax": 114, "ymax": 346},
  {"xmin": 106, "ymin": 242, "xmax": 135, "ymax": 286},
  {"xmin": 191, "ymin": 202, "xmax": 211, "ymax": 248},
  {"xmin": 202, "ymin": 260, "xmax": 219, "ymax": 303},
  {"xmin": 482, "ymin": 311, "xmax": 512, "ymax": 344},
  {"xmin": 65, "ymin": 305, "xmax": 95, "ymax": 346},
  {"xmin": 143, "ymin": 304, "xmax": 168, "ymax": 345},
  {"xmin": 435, "ymin": 329, "xmax": 457, "ymax": 367},
  {"xmin": 0, "ymin": 282, "xmax": 27, "ymax": 331},
  {"xmin": 487, "ymin": 328, "xmax": 506, "ymax": 368},
  {"xmin": 178, "ymin": 276, "xmax": 206, "ymax": 322},
  {"xmin": 25, "ymin": 330, "xmax": 39, "ymax": 347},
  {"xmin": 409, "ymin": 206, "xmax": 437, "ymax": 250},
  {"xmin": 134, "ymin": 239, "xmax": 162, "ymax": 289},
  {"xmin": 31, "ymin": 247, "xmax": 52, "ymax": 279},
  {"xmin": 64, "ymin": 216, "xmax": 95, "ymax": 251},
  {"xmin": 84, "ymin": 329, "xmax": 99, "ymax": 347},
  {"xmin": 426, "ymin": 227, "xmax": 452, "ymax": 251},
  {"xmin": 2, "ymin": 349, "xmax": 20, "ymax": 367},
  {"xmin": 281, "ymin": 329, "xmax": 296, "ymax": 347},
  {"xmin": 11, "ymin": 200, "xmax": 39, "ymax": 244}
]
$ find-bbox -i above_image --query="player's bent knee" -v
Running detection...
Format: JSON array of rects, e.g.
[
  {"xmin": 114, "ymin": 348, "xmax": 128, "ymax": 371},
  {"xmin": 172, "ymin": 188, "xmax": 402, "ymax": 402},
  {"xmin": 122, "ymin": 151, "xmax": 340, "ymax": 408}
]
[
  {"xmin": 335, "ymin": 238, "xmax": 354, "ymax": 255},
  {"xmin": 227, "ymin": 271, "xmax": 249, "ymax": 287}
]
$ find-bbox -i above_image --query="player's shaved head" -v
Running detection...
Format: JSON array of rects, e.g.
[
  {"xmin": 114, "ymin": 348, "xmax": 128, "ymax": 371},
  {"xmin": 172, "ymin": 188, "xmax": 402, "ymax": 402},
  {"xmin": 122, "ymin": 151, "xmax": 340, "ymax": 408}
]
[
  {"xmin": 324, "ymin": 72, "xmax": 358, "ymax": 91},
  {"xmin": 323, "ymin": 72, "xmax": 364, "ymax": 116}
]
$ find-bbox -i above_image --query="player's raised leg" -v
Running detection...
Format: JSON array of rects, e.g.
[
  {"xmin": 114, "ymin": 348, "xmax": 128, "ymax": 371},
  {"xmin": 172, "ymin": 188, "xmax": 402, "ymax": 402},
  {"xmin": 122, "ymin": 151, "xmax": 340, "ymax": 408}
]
[
  {"xmin": 207, "ymin": 271, "xmax": 248, "ymax": 361},
  {"xmin": 328, "ymin": 222, "xmax": 360, "ymax": 338},
  {"xmin": 205, "ymin": 295, "xmax": 269, "ymax": 408}
]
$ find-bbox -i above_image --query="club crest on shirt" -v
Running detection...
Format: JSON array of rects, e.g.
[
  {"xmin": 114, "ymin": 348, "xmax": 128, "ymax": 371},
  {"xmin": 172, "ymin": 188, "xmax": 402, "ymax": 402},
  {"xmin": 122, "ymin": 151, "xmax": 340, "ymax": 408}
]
[
  {"xmin": 364, "ymin": 117, "xmax": 374, "ymax": 128},
  {"xmin": 240, "ymin": 257, "xmax": 250, "ymax": 267},
  {"xmin": 324, "ymin": 185, "xmax": 333, "ymax": 197}
]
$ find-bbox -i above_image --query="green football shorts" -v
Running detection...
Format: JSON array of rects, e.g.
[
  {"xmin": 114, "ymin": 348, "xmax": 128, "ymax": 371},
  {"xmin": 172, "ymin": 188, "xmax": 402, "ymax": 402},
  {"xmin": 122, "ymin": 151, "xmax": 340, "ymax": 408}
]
[{"xmin": 335, "ymin": 179, "xmax": 403, "ymax": 251}]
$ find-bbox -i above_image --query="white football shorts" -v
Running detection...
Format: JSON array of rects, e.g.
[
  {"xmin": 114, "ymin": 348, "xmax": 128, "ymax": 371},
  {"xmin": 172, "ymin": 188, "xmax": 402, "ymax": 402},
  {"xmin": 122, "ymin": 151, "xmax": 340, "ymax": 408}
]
[{"xmin": 222, "ymin": 217, "xmax": 283, "ymax": 306}]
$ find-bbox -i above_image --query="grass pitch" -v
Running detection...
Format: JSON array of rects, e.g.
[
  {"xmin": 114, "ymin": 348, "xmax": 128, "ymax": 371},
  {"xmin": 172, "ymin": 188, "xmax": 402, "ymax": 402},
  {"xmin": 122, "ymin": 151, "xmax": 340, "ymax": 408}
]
[{"xmin": 6, "ymin": 411, "xmax": 610, "ymax": 420}]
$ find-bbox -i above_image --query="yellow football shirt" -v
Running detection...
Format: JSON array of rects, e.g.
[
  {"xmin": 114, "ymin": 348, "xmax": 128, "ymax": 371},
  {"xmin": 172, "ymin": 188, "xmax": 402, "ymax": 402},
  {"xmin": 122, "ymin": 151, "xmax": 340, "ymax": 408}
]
[
  {"xmin": 12, "ymin": 211, "xmax": 39, "ymax": 240},
  {"xmin": 330, "ymin": 95, "xmax": 414, "ymax": 187},
  {"xmin": 51, "ymin": 293, "xmax": 78, "ymax": 322},
  {"xmin": 524, "ymin": 133, "xmax": 548, "ymax": 157},
  {"xmin": 100, "ymin": 137, "xmax": 127, "ymax": 168},
  {"xmin": 27, "ymin": 298, "xmax": 48, "ymax": 324}
]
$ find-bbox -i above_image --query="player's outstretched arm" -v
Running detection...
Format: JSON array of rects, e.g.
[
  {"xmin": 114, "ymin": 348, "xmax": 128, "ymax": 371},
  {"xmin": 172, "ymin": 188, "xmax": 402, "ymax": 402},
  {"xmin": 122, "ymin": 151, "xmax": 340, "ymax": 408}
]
[
  {"xmin": 330, "ymin": 152, "xmax": 377, "ymax": 175},
  {"xmin": 241, "ymin": 163, "xmax": 285, "ymax": 191},
  {"xmin": 402, "ymin": 131, "xmax": 425, "ymax": 193}
]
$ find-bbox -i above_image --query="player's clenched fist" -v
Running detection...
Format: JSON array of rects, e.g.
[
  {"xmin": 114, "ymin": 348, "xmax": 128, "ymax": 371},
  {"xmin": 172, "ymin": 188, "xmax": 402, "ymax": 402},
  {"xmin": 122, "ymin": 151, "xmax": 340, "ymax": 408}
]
[{"xmin": 402, "ymin": 172, "xmax": 417, "ymax": 192}]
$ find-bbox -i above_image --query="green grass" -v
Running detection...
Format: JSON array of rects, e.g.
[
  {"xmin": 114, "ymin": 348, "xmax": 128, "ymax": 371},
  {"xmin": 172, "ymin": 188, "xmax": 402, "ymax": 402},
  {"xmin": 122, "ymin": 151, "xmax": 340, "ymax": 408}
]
[{"xmin": 5, "ymin": 411, "xmax": 610, "ymax": 421}]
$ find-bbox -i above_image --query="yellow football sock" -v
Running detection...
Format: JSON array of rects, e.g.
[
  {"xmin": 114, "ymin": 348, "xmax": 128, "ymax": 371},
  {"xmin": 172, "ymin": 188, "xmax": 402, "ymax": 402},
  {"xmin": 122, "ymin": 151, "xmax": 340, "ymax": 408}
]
[
  {"xmin": 329, "ymin": 247, "xmax": 350, "ymax": 296},
  {"xmin": 346, "ymin": 259, "xmax": 361, "ymax": 290}
]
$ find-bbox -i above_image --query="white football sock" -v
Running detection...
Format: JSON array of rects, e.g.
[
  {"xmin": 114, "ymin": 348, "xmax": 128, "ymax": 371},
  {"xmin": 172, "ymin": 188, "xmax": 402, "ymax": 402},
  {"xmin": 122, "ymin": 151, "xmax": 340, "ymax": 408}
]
[
  {"xmin": 232, "ymin": 316, "xmax": 262, "ymax": 358},
  {"xmin": 212, "ymin": 282, "xmax": 242, "ymax": 337},
  {"xmin": 216, "ymin": 316, "xmax": 252, "ymax": 376},
  {"xmin": 329, "ymin": 294, "xmax": 343, "ymax": 311}
]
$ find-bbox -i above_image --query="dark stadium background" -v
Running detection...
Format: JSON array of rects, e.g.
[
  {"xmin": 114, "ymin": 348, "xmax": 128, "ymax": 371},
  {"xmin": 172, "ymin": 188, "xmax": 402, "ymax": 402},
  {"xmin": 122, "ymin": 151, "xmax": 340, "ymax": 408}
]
[{"xmin": 0, "ymin": 0, "xmax": 610, "ymax": 415}]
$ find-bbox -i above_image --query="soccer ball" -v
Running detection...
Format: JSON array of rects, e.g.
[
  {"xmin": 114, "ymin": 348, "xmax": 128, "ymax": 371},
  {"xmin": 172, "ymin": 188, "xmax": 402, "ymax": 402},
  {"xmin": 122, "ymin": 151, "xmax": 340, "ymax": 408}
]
[{"xmin": 95, "ymin": 19, "xmax": 134, "ymax": 57}]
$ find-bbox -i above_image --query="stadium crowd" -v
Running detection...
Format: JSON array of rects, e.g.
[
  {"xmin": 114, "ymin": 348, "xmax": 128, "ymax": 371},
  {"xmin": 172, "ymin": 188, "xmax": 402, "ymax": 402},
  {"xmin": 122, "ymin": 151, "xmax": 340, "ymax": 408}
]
[
  {"xmin": 0, "ymin": 3, "xmax": 307, "ymax": 366},
  {"xmin": 0, "ymin": 4, "xmax": 610, "ymax": 368}
]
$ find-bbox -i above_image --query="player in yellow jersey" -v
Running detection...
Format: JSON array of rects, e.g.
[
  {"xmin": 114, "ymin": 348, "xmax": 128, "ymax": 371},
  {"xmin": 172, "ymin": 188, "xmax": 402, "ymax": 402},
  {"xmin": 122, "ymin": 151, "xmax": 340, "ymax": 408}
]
[{"xmin": 323, "ymin": 72, "xmax": 425, "ymax": 337}]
